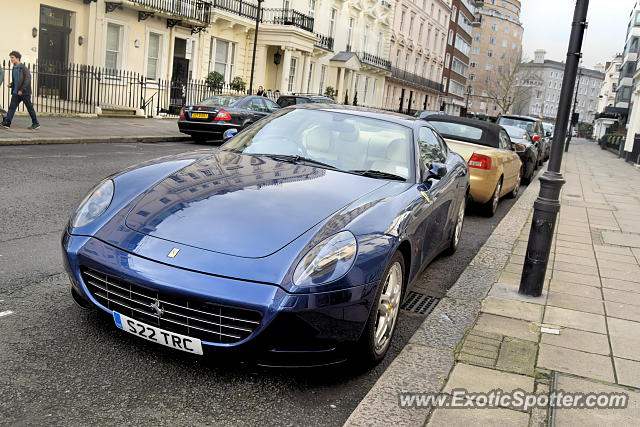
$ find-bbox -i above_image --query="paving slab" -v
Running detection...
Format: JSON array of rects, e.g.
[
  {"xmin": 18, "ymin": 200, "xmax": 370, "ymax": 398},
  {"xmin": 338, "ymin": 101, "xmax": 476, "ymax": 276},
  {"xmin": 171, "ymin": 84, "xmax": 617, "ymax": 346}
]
[
  {"xmin": 551, "ymin": 270, "xmax": 601, "ymax": 287},
  {"xmin": 482, "ymin": 296, "xmax": 543, "ymax": 322},
  {"xmin": 540, "ymin": 327, "xmax": 610, "ymax": 356},
  {"xmin": 546, "ymin": 292, "xmax": 605, "ymax": 315},
  {"xmin": 496, "ymin": 337, "xmax": 537, "ymax": 376},
  {"xmin": 474, "ymin": 313, "xmax": 539, "ymax": 342},
  {"xmin": 409, "ymin": 298, "xmax": 481, "ymax": 350},
  {"xmin": 487, "ymin": 282, "xmax": 548, "ymax": 305},
  {"xmin": 537, "ymin": 344, "xmax": 615, "ymax": 382},
  {"xmin": 553, "ymin": 375, "xmax": 640, "ymax": 426},
  {"xmin": 543, "ymin": 306, "xmax": 607, "ymax": 334},
  {"xmin": 549, "ymin": 281, "xmax": 602, "ymax": 299},
  {"xmin": 607, "ymin": 317, "xmax": 640, "ymax": 361},
  {"xmin": 601, "ymin": 231, "xmax": 640, "ymax": 248},
  {"xmin": 603, "ymin": 288, "xmax": 640, "ymax": 306},
  {"xmin": 605, "ymin": 301, "xmax": 640, "ymax": 322},
  {"xmin": 428, "ymin": 407, "xmax": 529, "ymax": 426},
  {"xmin": 446, "ymin": 266, "xmax": 500, "ymax": 301},
  {"xmin": 594, "ymin": 244, "xmax": 634, "ymax": 255},
  {"xmin": 601, "ymin": 277, "xmax": 640, "ymax": 293},
  {"xmin": 614, "ymin": 357, "xmax": 640, "ymax": 388},
  {"xmin": 443, "ymin": 363, "xmax": 534, "ymax": 395}
]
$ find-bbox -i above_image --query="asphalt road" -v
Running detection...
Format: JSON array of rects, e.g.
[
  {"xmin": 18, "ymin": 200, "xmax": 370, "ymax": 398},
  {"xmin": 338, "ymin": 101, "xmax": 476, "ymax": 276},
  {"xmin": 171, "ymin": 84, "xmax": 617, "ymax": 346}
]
[{"xmin": 0, "ymin": 142, "xmax": 528, "ymax": 426}]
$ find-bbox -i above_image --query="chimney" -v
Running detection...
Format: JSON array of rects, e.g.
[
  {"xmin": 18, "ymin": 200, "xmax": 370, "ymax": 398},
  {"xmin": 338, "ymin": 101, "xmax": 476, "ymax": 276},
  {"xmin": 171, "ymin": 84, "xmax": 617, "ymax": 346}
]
[{"xmin": 534, "ymin": 49, "xmax": 546, "ymax": 64}]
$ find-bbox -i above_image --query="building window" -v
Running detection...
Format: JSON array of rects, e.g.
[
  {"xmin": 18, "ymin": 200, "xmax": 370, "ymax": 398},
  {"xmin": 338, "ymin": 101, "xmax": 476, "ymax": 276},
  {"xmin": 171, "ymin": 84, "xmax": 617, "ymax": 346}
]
[
  {"xmin": 485, "ymin": 63, "xmax": 493, "ymax": 71},
  {"xmin": 502, "ymin": 39, "xmax": 507, "ymax": 47},
  {"xmin": 455, "ymin": 35, "xmax": 471, "ymax": 56},
  {"xmin": 451, "ymin": 57, "xmax": 468, "ymax": 77},
  {"xmin": 470, "ymin": 61, "xmax": 478, "ymax": 68},
  {"xmin": 105, "ymin": 22, "xmax": 123, "ymax": 69},
  {"xmin": 210, "ymin": 38, "xmax": 236, "ymax": 82},
  {"xmin": 491, "ymin": 23, "xmax": 498, "ymax": 31},
  {"xmin": 452, "ymin": 6, "xmax": 457, "ymax": 20},
  {"xmin": 307, "ymin": 62, "xmax": 314, "ymax": 93},
  {"xmin": 504, "ymin": 26, "xmax": 509, "ymax": 34},
  {"xmin": 445, "ymin": 53, "xmax": 451, "ymax": 68},
  {"xmin": 512, "ymin": 42, "xmax": 516, "ymax": 49},
  {"xmin": 146, "ymin": 33, "xmax": 161, "ymax": 79},
  {"xmin": 319, "ymin": 64, "xmax": 327, "ymax": 95},
  {"xmin": 329, "ymin": 8, "xmax": 337, "ymax": 37},
  {"xmin": 409, "ymin": 15, "xmax": 414, "ymax": 35},
  {"xmin": 487, "ymin": 50, "xmax": 493, "ymax": 57},
  {"xmin": 474, "ymin": 33, "xmax": 481, "ymax": 41},
  {"xmin": 347, "ymin": 18, "xmax": 354, "ymax": 49},
  {"xmin": 308, "ymin": 0, "xmax": 315, "ymax": 17},
  {"xmin": 363, "ymin": 25, "xmax": 369, "ymax": 51},
  {"xmin": 363, "ymin": 77, "xmax": 369, "ymax": 104},
  {"xmin": 443, "ymin": 77, "xmax": 448, "ymax": 91},
  {"xmin": 288, "ymin": 57, "xmax": 297, "ymax": 92},
  {"xmin": 377, "ymin": 31, "xmax": 383, "ymax": 56},
  {"xmin": 283, "ymin": 0, "xmax": 290, "ymax": 9},
  {"xmin": 400, "ymin": 10, "xmax": 405, "ymax": 30},
  {"xmin": 448, "ymin": 30, "xmax": 453, "ymax": 45},
  {"xmin": 472, "ymin": 46, "xmax": 480, "ymax": 55},
  {"xmin": 469, "ymin": 73, "xmax": 475, "ymax": 80},
  {"xmin": 489, "ymin": 36, "xmax": 496, "ymax": 45}
]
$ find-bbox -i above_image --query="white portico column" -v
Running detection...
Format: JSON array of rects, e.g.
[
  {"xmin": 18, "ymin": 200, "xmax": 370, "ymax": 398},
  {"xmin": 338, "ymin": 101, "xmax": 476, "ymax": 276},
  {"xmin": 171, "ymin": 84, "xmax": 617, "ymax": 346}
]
[
  {"xmin": 336, "ymin": 67, "xmax": 345, "ymax": 101},
  {"xmin": 300, "ymin": 53, "xmax": 311, "ymax": 93},
  {"xmin": 279, "ymin": 47, "xmax": 293, "ymax": 94}
]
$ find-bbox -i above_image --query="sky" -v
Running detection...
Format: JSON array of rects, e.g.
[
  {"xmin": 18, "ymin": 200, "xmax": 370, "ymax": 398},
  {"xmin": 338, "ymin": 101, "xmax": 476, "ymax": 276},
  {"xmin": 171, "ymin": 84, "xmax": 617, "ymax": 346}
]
[{"xmin": 521, "ymin": 0, "xmax": 633, "ymax": 69}]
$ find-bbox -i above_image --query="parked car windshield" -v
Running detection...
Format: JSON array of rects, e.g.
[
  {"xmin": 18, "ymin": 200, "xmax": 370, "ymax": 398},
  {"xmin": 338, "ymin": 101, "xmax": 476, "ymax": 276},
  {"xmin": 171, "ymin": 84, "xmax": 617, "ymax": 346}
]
[
  {"xmin": 498, "ymin": 117, "xmax": 534, "ymax": 132},
  {"xmin": 428, "ymin": 121, "xmax": 484, "ymax": 141},
  {"xmin": 197, "ymin": 96, "xmax": 242, "ymax": 107},
  {"xmin": 221, "ymin": 109, "xmax": 413, "ymax": 179}
]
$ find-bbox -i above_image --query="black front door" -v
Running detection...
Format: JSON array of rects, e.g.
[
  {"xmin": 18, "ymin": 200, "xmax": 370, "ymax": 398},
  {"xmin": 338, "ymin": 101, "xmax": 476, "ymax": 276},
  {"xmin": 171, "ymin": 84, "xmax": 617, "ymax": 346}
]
[
  {"xmin": 38, "ymin": 6, "xmax": 71, "ymax": 99},
  {"xmin": 170, "ymin": 38, "xmax": 190, "ymax": 113}
]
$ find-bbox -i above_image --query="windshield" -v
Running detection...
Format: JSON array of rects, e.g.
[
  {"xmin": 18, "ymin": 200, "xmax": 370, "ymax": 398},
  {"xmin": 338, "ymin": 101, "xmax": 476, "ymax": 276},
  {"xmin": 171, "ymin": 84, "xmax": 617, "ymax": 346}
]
[
  {"xmin": 429, "ymin": 121, "xmax": 483, "ymax": 141},
  {"xmin": 221, "ymin": 109, "xmax": 413, "ymax": 180},
  {"xmin": 499, "ymin": 117, "xmax": 534, "ymax": 132},
  {"xmin": 197, "ymin": 96, "xmax": 241, "ymax": 107}
]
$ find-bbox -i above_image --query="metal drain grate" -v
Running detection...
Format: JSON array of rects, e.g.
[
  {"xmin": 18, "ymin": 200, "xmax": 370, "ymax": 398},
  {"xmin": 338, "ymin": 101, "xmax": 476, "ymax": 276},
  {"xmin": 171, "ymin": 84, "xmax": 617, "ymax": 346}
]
[{"xmin": 401, "ymin": 292, "xmax": 440, "ymax": 315}]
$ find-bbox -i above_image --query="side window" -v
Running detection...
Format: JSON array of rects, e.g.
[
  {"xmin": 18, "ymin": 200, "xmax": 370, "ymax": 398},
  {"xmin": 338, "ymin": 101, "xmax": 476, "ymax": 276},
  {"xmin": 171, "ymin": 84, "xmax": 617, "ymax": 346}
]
[
  {"xmin": 247, "ymin": 98, "xmax": 266, "ymax": 112},
  {"xmin": 263, "ymin": 98, "xmax": 280, "ymax": 112},
  {"xmin": 418, "ymin": 127, "xmax": 446, "ymax": 167},
  {"xmin": 498, "ymin": 130, "xmax": 512, "ymax": 150}
]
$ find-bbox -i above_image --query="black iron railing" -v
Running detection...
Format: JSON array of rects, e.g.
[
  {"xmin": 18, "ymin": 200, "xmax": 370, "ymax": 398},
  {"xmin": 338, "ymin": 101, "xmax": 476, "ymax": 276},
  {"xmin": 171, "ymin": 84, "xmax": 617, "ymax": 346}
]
[
  {"xmin": 262, "ymin": 8, "xmax": 314, "ymax": 32},
  {"xmin": 130, "ymin": 0, "xmax": 213, "ymax": 23},
  {"xmin": 0, "ymin": 60, "xmax": 277, "ymax": 117},
  {"xmin": 357, "ymin": 52, "xmax": 392, "ymax": 71},
  {"xmin": 389, "ymin": 66, "xmax": 443, "ymax": 92},
  {"xmin": 213, "ymin": 0, "xmax": 258, "ymax": 20},
  {"xmin": 314, "ymin": 33, "xmax": 334, "ymax": 51}
]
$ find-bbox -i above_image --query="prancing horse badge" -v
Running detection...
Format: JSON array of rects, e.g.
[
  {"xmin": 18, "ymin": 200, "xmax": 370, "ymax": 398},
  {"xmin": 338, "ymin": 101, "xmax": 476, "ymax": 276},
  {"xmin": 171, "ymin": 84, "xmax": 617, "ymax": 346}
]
[{"xmin": 168, "ymin": 248, "xmax": 180, "ymax": 258}]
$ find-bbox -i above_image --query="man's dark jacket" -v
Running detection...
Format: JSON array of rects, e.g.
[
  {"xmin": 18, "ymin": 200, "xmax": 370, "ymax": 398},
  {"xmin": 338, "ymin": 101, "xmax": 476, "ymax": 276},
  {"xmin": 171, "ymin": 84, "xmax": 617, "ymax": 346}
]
[{"xmin": 10, "ymin": 64, "xmax": 32, "ymax": 96}]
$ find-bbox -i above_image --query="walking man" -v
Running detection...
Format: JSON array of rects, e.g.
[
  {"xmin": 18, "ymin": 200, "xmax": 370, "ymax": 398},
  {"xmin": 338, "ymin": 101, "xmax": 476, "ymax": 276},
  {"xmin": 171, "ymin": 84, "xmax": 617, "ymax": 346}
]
[{"xmin": 1, "ymin": 51, "xmax": 40, "ymax": 130}]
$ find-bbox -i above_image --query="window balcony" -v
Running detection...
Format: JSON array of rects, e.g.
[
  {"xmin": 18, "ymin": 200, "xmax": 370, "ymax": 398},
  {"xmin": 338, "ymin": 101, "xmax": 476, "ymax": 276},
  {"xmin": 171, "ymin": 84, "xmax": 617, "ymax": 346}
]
[
  {"xmin": 128, "ymin": 0, "xmax": 213, "ymax": 24},
  {"xmin": 314, "ymin": 33, "xmax": 334, "ymax": 51},
  {"xmin": 389, "ymin": 66, "xmax": 443, "ymax": 92},
  {"xmin": 261, "ymin": 8, "xmax": 314, "ymax": 32},
  {"xmin": 358, "ymin": 52, "xmax": 391, "ymax": 72}
]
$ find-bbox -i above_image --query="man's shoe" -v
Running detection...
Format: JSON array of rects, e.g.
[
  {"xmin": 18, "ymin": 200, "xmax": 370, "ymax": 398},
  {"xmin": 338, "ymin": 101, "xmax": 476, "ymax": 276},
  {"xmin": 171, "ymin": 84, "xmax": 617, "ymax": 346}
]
[
  {"xmin": 1, "ymin": 122, "xmax": 9, "ymax": 129},
  {"xmin": 28, "ymin": 124, "xmax": 40, "ymax": 130}
]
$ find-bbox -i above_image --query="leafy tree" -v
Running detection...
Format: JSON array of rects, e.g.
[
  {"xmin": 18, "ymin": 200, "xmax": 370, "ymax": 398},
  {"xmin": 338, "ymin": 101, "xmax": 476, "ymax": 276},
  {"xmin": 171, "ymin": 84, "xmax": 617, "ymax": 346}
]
[
  {"xmin": 230, "ymin": 76, "xmax": 246, "ymax": 92},
  {"xmin": 205, "ymin": 71, "xmax": 224, "ymax": 92},
  {"xmin": 324, "ymin": 86, "xmax": 335, "ymax": 99}
]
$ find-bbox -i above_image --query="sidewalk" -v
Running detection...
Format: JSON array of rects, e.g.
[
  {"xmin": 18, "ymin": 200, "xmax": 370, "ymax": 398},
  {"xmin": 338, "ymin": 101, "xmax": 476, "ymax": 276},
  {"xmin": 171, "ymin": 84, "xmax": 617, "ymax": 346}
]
[
  {"xmin": 0, "ymin": 116, "xmax": 190, "ymax": 145},
  {"xmin": 346, "ymin": 139, "xmax": 640, "ymax": 426}
]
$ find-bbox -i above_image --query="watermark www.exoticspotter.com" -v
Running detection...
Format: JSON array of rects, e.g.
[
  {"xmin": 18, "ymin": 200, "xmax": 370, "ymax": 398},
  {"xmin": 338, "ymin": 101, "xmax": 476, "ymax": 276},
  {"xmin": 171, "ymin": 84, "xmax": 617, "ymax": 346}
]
[{"xmin": 398, "ymin": 389, "xmax": 629, "ymax": 410}]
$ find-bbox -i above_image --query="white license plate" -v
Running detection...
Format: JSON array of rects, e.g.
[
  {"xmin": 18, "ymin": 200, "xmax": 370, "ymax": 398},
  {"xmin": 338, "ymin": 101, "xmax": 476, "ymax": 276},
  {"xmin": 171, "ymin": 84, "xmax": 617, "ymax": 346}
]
[{"xmin": 113, "ymin": 312, "xmax": 203, "ymax": 355}]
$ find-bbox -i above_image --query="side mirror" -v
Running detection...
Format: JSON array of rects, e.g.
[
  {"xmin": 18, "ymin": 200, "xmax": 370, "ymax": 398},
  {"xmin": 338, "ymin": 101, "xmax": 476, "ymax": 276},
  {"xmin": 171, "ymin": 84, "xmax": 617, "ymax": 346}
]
[
  {"xmin": 427, "ymin": 162, "xmax": 447, "ymax": 180},
  {"xmin": 512, "ymin": 142, "xmax": 526, "ymax": 153},
  {"xmin": 546, "ymin": 131, "xmax": 552, "ymax": 137},
  {"xmin": 223, "ymin": 129, "xmax": 238, "ymax": 142}
]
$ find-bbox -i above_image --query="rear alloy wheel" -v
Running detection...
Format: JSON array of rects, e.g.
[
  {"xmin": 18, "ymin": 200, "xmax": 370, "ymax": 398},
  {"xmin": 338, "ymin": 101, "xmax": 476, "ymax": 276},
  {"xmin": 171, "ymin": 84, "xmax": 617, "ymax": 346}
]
[
  {"xmin": 357, "ymin": 252, "xmax": 404, "ymax": 365},
  {"xmin": 444, "ymin": 197, "xmax": 466, "ymax": 255},
  {"xmin": 482, "ymin": 178, "xmax": 502, "ymax": 217},
  {"xmin": 507, "ymin": 169, "xmax": 521, "ymax": 199}
]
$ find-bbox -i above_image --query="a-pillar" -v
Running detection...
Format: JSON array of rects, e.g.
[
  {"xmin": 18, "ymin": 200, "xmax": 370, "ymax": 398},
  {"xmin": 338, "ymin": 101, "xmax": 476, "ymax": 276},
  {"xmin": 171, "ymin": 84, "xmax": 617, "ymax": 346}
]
[{"xmin": 279, "ymin": 47, "xmax": 293, "ymax": 94}]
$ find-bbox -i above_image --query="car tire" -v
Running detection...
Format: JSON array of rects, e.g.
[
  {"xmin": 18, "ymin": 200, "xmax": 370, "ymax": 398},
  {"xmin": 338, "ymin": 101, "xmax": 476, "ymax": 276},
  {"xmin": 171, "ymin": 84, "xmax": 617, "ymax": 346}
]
[
  {"xmin": 482, "ymin": 177, "xmax": 502, "ymax": 217},
  {"xmin": 506, "ymin": 169, "xmax": 521, "ymax": 199},
  {"xmin": 522, "ymin": 164, "xmax": 534, "ymax": 185},
  {"xmin": 444, "ymin": 196, "xmax": 466, "ymax": 256},
  {"xmin": 356, "ymin": 251, "xmax": 405, "ymax": 366}
]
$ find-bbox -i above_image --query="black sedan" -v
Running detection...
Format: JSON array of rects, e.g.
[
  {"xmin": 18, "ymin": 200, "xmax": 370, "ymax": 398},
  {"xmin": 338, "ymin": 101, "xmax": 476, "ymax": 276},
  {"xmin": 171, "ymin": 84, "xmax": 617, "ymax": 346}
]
[
  {"xmin": 502, "ymin": 125, "xmax": 538, "ymax": 184},
  {"xmin": 178, "ymin": 95, "xmax": 281, "ymax": 142}
]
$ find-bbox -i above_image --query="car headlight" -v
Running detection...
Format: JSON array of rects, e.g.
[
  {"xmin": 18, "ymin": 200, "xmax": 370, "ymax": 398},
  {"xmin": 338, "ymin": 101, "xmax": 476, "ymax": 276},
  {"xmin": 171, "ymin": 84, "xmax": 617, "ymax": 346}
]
[
  {"xmin": 293, "ymin": 231, "xmax": 357, "ymax": 287},
  {"xmin": 71, "ymin": 180, "xmax": 114, "ymax": 228}
]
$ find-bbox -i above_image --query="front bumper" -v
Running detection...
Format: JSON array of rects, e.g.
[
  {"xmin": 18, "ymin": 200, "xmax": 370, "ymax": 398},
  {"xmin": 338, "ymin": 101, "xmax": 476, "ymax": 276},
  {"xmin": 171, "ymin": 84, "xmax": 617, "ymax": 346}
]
[{"xmin": 62, "ymin": 233, "xmax": 377, "ymax": 366}]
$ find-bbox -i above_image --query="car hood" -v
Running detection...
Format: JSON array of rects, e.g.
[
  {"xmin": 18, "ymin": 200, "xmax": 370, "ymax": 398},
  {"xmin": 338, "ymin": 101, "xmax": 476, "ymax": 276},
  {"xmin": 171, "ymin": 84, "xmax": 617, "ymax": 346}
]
[{"xmin": 124, "ymin": 152, "xmax": 388, "ymax": 258}]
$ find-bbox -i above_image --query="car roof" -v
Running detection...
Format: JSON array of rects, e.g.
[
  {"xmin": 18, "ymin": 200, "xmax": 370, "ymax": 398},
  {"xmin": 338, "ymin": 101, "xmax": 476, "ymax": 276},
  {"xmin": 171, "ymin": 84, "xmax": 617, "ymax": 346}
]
[
  {"xmin": 288, "ymin": 103, "xmax": 430, "ymax": 127},
  {"xmin": 500, "ymin": 114, "xmax": 540, "ymax": 122},
  {"xmin": 424, "ymin": 114, "xmax": 503, "ymax": 147}
]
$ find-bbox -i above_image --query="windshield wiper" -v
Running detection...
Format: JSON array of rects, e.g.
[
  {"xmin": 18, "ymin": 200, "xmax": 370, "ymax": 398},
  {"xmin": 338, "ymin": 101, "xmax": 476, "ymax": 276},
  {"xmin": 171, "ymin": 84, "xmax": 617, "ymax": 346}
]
[
  {"xmin": 256, "ymin": 154, "xmax": 340, "ymax": 170},
  {"xmin": 348, "ymin": 169, "xmax": 406, "ymax": 181}
]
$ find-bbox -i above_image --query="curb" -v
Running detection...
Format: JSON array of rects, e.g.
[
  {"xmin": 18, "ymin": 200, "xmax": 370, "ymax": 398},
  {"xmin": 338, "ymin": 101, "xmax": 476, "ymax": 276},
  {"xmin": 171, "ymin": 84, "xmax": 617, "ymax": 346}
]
[
  {"xmin": 0, "ymin": 135, "xmax": 192, "ymax": 146},
  {"xmin": 344, "ymin": 174, "xmax": 542, "ymax": 426}
]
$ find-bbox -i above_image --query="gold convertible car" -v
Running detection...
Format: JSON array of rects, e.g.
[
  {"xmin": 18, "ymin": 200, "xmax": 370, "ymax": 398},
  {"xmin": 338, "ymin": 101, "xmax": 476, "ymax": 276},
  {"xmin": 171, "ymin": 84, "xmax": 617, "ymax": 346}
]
[{"xmin": 425, "ymin": 116, "xmax": 523, "ymax": 216}]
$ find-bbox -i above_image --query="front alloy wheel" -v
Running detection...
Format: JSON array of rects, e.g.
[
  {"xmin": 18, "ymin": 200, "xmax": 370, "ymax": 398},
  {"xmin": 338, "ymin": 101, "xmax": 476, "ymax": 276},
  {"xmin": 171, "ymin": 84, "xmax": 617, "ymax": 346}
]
[{"xmin": 357, "ymin": 252, "xmax": 404, "ymax": 365}]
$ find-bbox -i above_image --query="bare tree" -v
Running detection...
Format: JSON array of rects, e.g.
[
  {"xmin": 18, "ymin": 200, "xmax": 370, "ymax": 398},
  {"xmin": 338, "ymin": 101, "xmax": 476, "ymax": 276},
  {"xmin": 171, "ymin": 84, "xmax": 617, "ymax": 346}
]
[{"xmin": 482, "ymin": 53, "xmax": 538, "ymax": 115}]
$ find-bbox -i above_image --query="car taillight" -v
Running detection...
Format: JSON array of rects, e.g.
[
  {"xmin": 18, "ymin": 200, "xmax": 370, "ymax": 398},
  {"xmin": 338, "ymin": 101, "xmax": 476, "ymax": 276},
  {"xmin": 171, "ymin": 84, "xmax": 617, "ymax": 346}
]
[
  {"xmin": 179, "ymin": 107, "xmax": 185, "ymax": 119},
  {"xmin": 468, "ymin": 153, "xmax": 492, "ymax": 170},
  {"xmin": 532, "ymin": 134, "xmax": 540, "ymax": 143},
  {"xmin": 215, "ymin": 110, "xmax": 231, "ymax": 121},
  {"xmin": 518, "ymin": 143, "xmax": 526, "ymax": 149}
]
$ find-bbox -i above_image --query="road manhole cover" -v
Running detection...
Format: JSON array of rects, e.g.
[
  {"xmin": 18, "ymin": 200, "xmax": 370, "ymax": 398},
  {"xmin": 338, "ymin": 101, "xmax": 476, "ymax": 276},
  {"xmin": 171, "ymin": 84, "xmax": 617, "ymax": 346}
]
[{"xmin": 401, "ymin": 292, "xmax": 440, "ymax": 315}]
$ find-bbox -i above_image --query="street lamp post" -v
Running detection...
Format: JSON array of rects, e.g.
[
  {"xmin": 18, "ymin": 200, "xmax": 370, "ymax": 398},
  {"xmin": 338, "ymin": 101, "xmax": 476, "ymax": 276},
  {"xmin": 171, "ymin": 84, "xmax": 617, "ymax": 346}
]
[
  {"xmin": 519, "ymin": 0, "xmax": 590, "ymax": 296},
  {"xmin": 565, "ymin": 68, "xmax": 583, "ymax": 151},
  {"xmin": 248, "ymin": 0, "xmax": 265, "ymax": 94}
]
